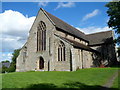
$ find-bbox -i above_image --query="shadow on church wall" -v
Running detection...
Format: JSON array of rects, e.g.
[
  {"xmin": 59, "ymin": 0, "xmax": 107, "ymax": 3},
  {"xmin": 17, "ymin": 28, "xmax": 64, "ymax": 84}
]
[
  {"xmin": 92, "ymin": 52, "xmax": 101, "ymax": 67},
  {"xmin": 91, "ymin": 37, "xmax": 118, "ymax": 67}
]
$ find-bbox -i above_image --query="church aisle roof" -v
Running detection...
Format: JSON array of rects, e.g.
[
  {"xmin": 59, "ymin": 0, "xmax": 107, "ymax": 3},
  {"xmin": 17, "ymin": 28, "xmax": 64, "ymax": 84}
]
[
  {"xmin": 56, "ymin": 34, "xmax": 99, "ymax": 53},
  {"xmin": 86, "ymin": 31, "xmax": 114, "ymax": 46},
  {"xmin": 41, "ymin": 8, "xmax": 88, "ymax": 42},
  {"xmin": 64, "ymin": 38, "xmax": 96, "ymax": 52}
]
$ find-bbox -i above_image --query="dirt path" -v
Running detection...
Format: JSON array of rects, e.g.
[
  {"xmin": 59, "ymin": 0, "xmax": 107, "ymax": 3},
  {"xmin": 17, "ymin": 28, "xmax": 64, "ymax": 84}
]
[{"xmin": 101, "ymin": 69, "xmax": 119, "ymax": 90}]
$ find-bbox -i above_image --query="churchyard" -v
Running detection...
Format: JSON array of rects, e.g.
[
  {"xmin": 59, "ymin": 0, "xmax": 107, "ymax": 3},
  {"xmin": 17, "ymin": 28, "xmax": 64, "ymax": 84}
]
[{"xmin": 2, "ymin": 67, "xmax": 119, "ymax": 89}]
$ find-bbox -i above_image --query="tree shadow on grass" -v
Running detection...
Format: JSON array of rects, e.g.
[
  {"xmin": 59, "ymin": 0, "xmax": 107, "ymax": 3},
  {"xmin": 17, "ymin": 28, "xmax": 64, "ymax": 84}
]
[
  {"xmin": 27, "ymin": 83, "xmax": 57, "ymax": 88},
  {"xmin": 63, "ymin": 82, "xmax": 119, "ymax": 90},
  {"xmin": 25, "ymin": 82, "xmax": 119, "ymax": 90}
]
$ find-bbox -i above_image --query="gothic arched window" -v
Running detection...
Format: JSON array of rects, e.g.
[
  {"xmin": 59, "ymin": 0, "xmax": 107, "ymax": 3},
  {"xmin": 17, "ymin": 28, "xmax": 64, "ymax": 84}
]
[
  {"xmin": 37, "ymin": 21, "xmax": 46, "ymax": 51},
  {"xmin": 23, "ymin": 46, "xmax": 27, "ymax": 63},
  {"xmin": 58, "ymin": 41, "xmax": 65, "ymax": 61}
]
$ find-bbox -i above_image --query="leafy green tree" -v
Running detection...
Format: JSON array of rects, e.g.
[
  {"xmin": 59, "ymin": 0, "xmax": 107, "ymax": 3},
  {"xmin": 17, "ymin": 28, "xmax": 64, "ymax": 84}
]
[
  {"xmin": 1, "ymin": 49, "xmax": 20, "ymax": 73},
  {"xmin": 2, "ymin": 65, "xmax": 8, "ymax": 73},
  {"xmin": 7, "ymin": 63, "xmax": 16, "ymax": 72},
  {"xmin": 106, "ymin": 2, "xmax": 120, "ymax": 45},
  {"xmin": 1, "ymin": 60, "xmax": 10, "ymax": 63},
  {"xmin": 1, "ymin": 60, "xmax": 10, "ymax": 73},
  {"xmin": 8, "ymin": 49, "xmax": 21, "ymax": 72},
  {"xmin": 12, "ymin": 49, "xmax": 21, "ymax": 63}
]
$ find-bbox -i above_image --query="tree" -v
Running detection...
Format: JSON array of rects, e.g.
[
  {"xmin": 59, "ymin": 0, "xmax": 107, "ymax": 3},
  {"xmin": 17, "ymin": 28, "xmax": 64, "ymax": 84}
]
[
  {"xmin": 2, "ymin": 65, "xmax": 8, "ymax": 73},
  {"xmin": 12, "ymin": 49, "xmax": 21, "ymax": 63},
  {"xmin": 1, "ymin": 60, "xmax": 10, "ymax": 73},
  {"xmin": 1, "ymin": 49, "xmax": 21, "ymax": 73},
  {"xmin": 106, "ymin": 1, "xmax": 120, "ymax": 45},
  {"xmin": 8, "ymin": 49, "xmax": 21, "ymax": 72},
  {"xmin": 1, "ymin": 60, "xmax": 10, "ymax": 63}
]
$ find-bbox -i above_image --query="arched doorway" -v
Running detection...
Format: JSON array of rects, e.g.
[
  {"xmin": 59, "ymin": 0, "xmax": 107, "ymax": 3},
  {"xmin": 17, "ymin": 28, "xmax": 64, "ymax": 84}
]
[{"xmin": 39, "ymin": 57, "xmax": 44, "ymax": 69}]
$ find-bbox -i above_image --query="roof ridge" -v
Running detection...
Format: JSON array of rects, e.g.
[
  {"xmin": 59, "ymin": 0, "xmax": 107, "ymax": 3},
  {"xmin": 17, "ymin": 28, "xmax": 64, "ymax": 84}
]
[
  {"xmin": 43, "ymin": 9, "xmax": 89, "ymax": 41},
  {"xmin": 41, "ymin": 8, "xmax": 88, "ymax": 38},
  {"xmin": 86, "ymin": 30, "xmax": 112, "ymax": 36},
  {"xmin": 44, "ymin": 9, "xmax": 85, "ymax": 34},
  {"xmin": 52, "ymin": 12, "xmax": 84, "ymax": 34}
]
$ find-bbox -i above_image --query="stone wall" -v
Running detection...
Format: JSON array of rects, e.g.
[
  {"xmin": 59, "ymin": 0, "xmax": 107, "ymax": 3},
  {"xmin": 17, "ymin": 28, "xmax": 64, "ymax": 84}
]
[
  {"xmin": 53, "ymin": 36, "xmax": 73, "ymax": 71},
  {"xmin": 90, "ymin": 43, "xmax": 117, "ymax": 66},
  {"xmin": 16, "ymin": 9, "xmax": 56, "ymax": 72},
  {"xmin": 16, "ymin": 46, "xmax": 26, "ymax": 71},
  {"xmin": 71, "ymin": 48, "xmax": 93, "ymax": 71},
  {"xmin": 82, "ymin": 50, "xmax": 93, "ymax": 68}
]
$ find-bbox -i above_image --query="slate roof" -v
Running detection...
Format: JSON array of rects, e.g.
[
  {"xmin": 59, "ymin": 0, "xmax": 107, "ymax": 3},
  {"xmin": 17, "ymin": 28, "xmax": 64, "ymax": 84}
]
[
  {"xmin": 41, "ymin": 8, "xmax": 114, "ymax": 46},
  {"xmin": 42, "ymin": 8, "xmax": 88, "ymax": 42},
  {"xmin": 56, "ymin": 34, "xmax": 99, "ymax": 53},
  {"xmin": 86, "ymin": 31, "xmax": 114, "ymax": 46},
  {"xmin": 64, "ymin": 38, "xmax": 98, "ymax": 52}
]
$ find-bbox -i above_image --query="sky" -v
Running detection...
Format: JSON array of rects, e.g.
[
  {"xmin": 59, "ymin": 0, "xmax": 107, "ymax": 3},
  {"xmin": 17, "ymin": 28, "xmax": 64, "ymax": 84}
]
[{"xmin": 0, "ymin": 2, "xmax": 114, "ymax": 62}]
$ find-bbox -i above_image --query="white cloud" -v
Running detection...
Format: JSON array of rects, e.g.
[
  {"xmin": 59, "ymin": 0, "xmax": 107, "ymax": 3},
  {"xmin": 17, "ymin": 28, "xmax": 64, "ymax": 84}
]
[
  {"xmin": 76, "ymin": 26, "xmax": 112, "ymax": 34},
  {"xmin": 82, "ymin": 9, "xmax": 99, "ymax": 21},
  {"xmin": 7, "ymin": 53, "xmax": 13, "ymax": 60},
  {"xmin": 38, "ymin": 2, "xmax": 48, "ymax": 7},
  {"xmin": 55, "ymin": 2, "xmax": 75, "ymax": 10},
  {"xmin": 2, "ymin": 54, "xmax": 5, "ymax": 57},
  {"xmin": 7, "ymin": 53, "xmax": 12, "ymax": 57},
  {"xmin": 0, "ymin": 10, "xmax": 35, "ymax": 52},
  {"xmin": 1, "ymin": 52, "xmax": 13, "ymax": 61}
]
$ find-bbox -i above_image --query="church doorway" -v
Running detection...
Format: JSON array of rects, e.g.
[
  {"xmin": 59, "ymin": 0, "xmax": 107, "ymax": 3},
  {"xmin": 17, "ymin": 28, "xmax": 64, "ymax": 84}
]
[{"xmin": 39, "ymin": 57, "xmax": 44, "ymax": 69}]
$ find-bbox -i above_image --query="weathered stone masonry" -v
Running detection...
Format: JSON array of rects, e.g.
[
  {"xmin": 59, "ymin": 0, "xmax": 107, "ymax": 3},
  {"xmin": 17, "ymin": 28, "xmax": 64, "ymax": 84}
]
[{"xmin": 16, "ymin": 8, "xmax": 117, "ymax": 72}]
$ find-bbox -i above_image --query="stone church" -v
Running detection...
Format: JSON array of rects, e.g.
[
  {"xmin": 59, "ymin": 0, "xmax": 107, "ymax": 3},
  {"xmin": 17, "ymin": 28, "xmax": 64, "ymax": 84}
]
[{"xmin": 16, "ymin": 8, "xmax": 117, "ymax": 72}]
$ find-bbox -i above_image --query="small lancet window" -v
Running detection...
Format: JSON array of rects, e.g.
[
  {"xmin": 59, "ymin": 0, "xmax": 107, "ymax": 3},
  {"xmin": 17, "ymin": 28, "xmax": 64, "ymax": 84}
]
[
  {"xmin": 23, "ymin": 46, "xmax": 27, "ymax": 63},
  {"xmin": 58, "ymin": 41, "xmax": 65, "ymax": 61}
]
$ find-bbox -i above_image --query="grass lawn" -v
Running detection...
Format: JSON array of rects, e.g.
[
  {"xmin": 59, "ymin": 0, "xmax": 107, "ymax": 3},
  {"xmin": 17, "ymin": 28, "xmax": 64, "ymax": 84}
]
[
  {"xmin": 112, "ymin": 69, "xmax": 120, "ymax": 89},
  {"xmin": 2, "ymin": 68, "xmax": 119, "ymax": 89}
]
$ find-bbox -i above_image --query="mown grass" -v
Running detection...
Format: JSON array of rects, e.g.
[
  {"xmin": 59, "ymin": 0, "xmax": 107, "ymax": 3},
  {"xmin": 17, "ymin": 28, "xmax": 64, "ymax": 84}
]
[
  {"xmin": 2, "ymin": 68, "xmax": 119, "ymax": 89},
  {"xmin": 0, "ymin": 74, "xmax": 2, "ymax": 89},
  {"xmin": 112, "ymin": 69, "xmax": 120, "ymax": 89}
]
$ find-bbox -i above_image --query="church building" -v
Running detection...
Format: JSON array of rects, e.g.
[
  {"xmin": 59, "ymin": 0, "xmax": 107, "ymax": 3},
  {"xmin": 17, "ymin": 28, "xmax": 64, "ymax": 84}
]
[{"xmin": 16, "ymin": 8, "xmax": 117, "ymax": 72}]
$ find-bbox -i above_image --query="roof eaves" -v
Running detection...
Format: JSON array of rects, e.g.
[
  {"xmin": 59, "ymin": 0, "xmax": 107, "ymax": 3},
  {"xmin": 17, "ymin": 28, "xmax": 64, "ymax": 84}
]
[
  {"xmin": 54, "ymin": 34, "xmax": 74, "ymax": 46},
  {"xmin": 86, "ymin": 30, "xmax": 113, "ymax": 36},
  {"xmin": 56, "ymin": 27, "xmax": 89, "ymax": 43},
  {"xmin": 55, "ymin": 34, "xmax": 98, "ymax": 53}
]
